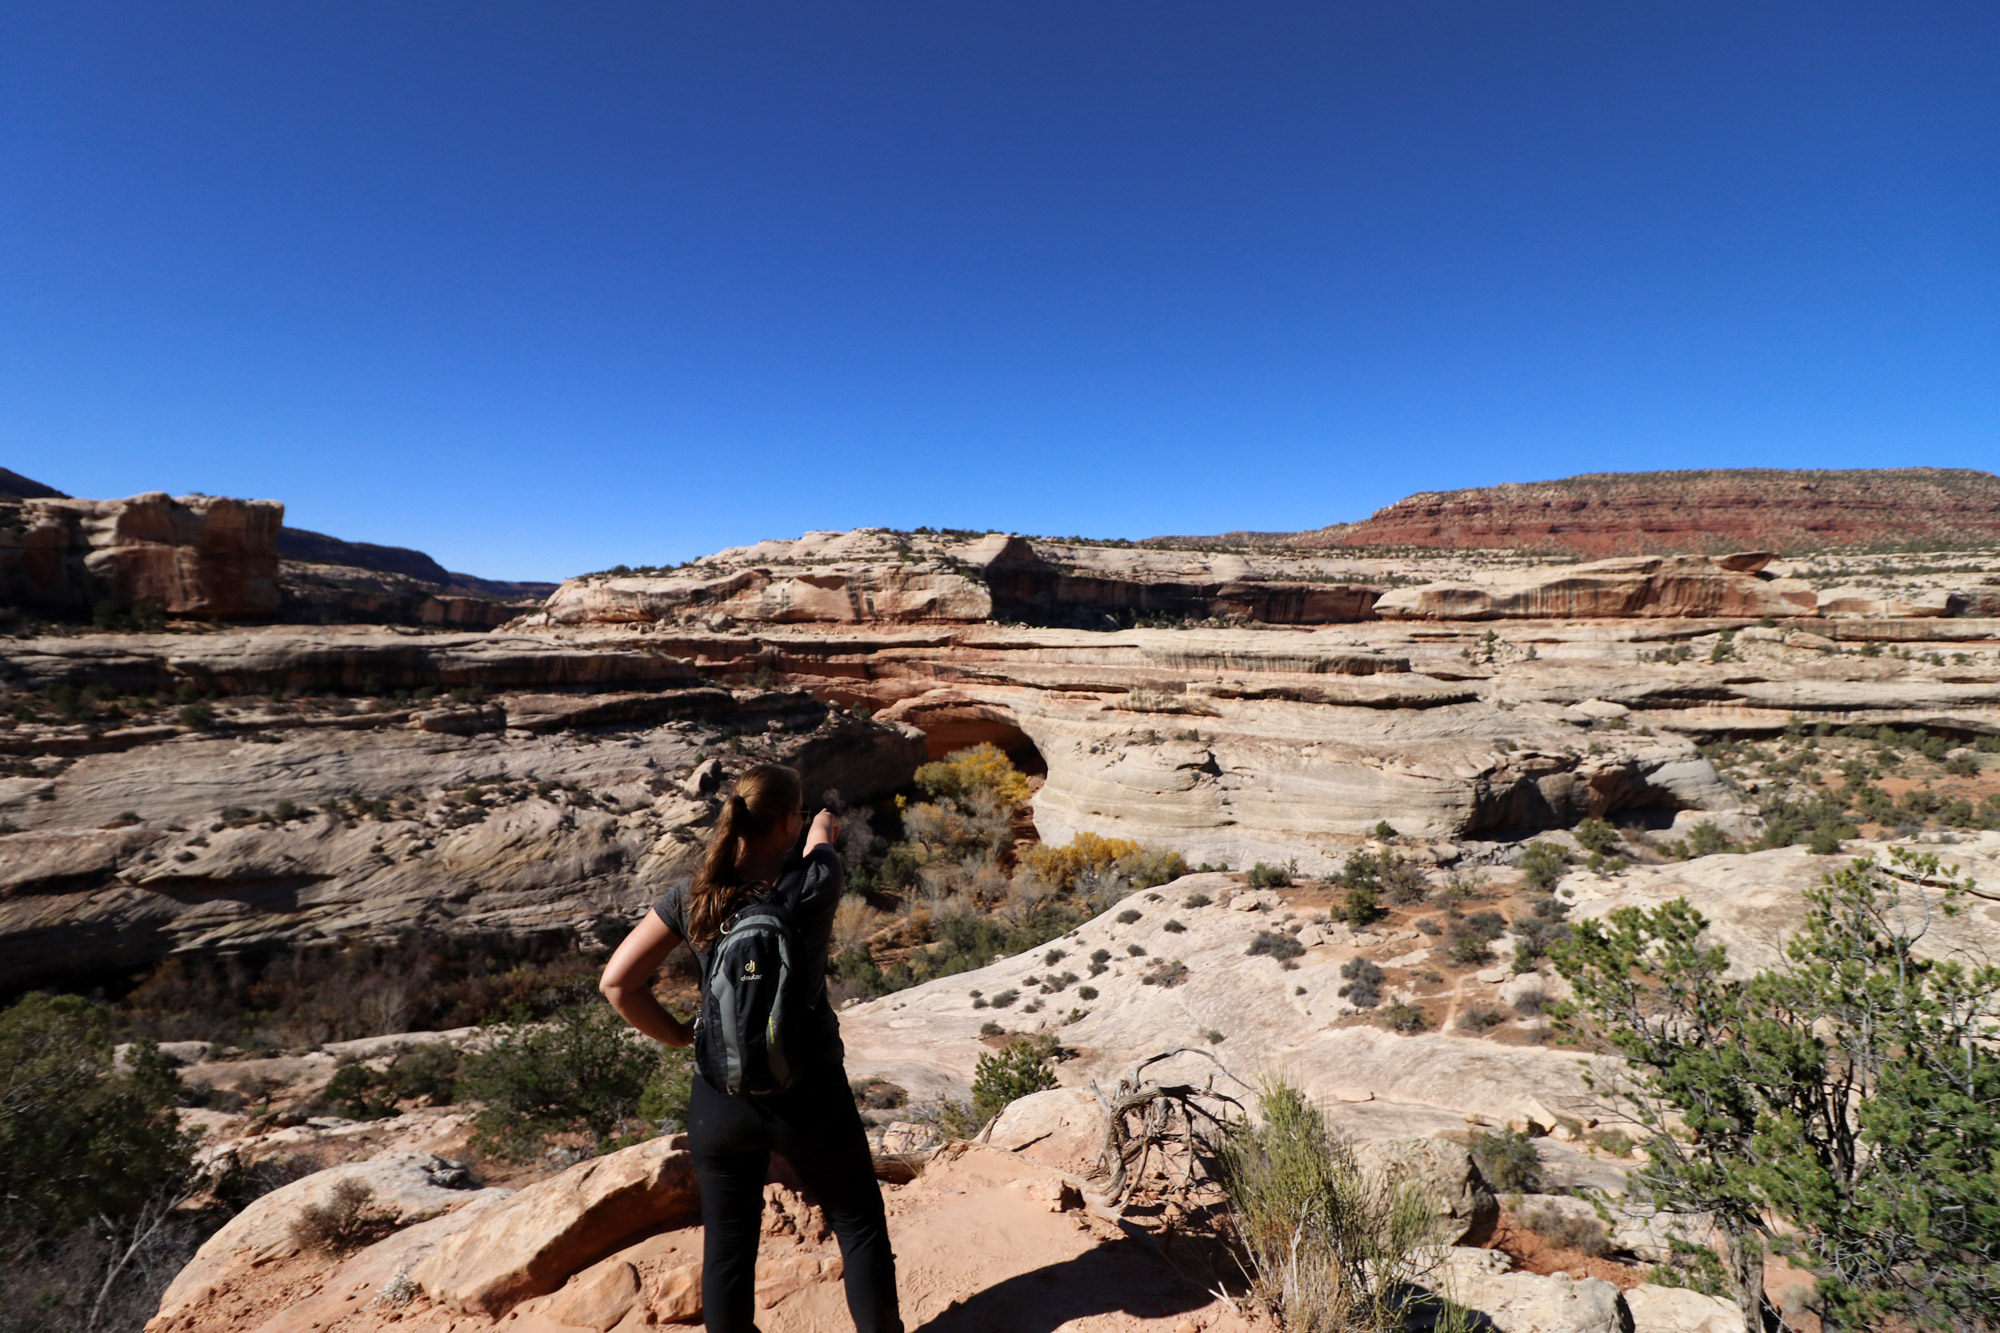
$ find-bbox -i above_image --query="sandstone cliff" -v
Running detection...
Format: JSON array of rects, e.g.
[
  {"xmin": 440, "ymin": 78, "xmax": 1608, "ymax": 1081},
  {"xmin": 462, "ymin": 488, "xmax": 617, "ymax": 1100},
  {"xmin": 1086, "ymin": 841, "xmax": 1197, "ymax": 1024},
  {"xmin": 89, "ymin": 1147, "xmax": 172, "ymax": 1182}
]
[
  {"xmin": 539, "ymin": 529, "xmax": 1383, "ymax": 630},
  {"xmin": 0, "ymin": 469, "xmax": 551, "ymax": 627},
  {"xmin": 539, "ymin": 524, "xmax": 2000, "ymax": 633},
  {"xmin": 0, "ymin": 490, "xmax": 285, "ymax": 618}
]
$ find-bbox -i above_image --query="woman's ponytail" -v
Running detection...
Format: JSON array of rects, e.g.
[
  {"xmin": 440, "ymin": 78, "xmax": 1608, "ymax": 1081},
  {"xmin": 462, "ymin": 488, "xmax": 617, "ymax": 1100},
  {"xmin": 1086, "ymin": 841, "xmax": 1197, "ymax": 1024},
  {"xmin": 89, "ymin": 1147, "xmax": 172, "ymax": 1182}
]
[{"xmin": 686, "ymin": 765, "xmax": 802, "ymax": 946}]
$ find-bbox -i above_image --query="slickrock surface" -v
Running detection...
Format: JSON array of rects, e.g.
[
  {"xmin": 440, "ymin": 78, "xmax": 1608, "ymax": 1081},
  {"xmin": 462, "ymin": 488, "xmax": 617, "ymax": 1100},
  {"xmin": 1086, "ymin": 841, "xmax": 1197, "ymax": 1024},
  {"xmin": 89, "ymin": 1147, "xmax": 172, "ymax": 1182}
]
[
  {"xmin": 411, "ymin": 1135, "xmax": 701, "ymax": 1314},
  {"xmin": 0, "ymin": 629, "xmax": 923, "ymax": 988},
  {"xmin": 1289, "ymin": 467, "xmax": 2000, "ymax": 556},
  {"xmin": 1564, "ymin": 834, "xmax": 2000, "ymax": 975},
  {"xmin": 152, "ymin": 1154, "xmax": 506, "ymax": 1330},
  {"xmin": 839, "ymin": 873, "xmax": 1615, "ymax": 1140}
]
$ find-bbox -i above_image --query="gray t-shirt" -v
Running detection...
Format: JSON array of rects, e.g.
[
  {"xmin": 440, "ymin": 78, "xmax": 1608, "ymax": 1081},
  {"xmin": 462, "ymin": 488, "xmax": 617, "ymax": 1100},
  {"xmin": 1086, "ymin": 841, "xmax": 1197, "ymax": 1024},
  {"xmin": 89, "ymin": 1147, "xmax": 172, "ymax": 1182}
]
[{"xmin": 652, "ymin": 843, "xmax": 845, "ymax": 1064}]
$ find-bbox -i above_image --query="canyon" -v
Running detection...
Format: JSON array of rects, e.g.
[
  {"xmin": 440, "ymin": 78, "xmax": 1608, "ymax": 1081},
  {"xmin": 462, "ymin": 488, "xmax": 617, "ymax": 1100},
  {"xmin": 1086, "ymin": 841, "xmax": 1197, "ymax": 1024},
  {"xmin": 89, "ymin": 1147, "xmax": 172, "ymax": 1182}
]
[{"xmin": 5, "ymin": 469, "xmax": 2000, "ymax": 1332}]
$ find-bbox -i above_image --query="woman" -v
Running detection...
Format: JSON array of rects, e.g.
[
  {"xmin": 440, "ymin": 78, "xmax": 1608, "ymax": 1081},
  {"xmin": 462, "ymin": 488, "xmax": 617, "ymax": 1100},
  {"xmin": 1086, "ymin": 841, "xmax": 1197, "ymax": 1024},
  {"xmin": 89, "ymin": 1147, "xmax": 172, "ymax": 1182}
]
[{"xmin": 599, "ymin": 763, "xmax": 902, "ymax": 1333}]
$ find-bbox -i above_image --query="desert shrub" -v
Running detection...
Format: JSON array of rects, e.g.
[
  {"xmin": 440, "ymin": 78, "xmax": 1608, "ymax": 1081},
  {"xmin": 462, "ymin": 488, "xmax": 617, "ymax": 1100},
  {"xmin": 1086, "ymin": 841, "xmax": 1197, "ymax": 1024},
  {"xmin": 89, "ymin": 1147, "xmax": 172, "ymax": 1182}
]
[
  {"xmin": 830, "ymin": 945, "xmax": 887, "ymax": 999},
  {"xmin": 1162, "ymin": 918, "xmax": 1186, "ymax": 933},
  {"xmin": 1379, "ymin": 1001, "xmax": 1428, "ymax": 1033},
  {"xmin": 1340, "ymin": 849, "xmax": 1426, "ymax": 905},
  {"xmin": 1455, "ymin": 1006, "xmax": 1504, "ymax": 1033},
  {"xmin": 1088, "ymin": 948, "xmax": 1111, "ymax": 975},
  {"xmin": 0, "ymin": 995, "xmax": 198, "ymax": 1254},
  {"xmin": 320, "ymin": 1062, "xmax": 398, "ymax": 1120},
  {"xmin": 1184, "ymin": 891, "xmax": 1212, "ymax": 908},
  {"xmin": 1468, "ymin": 1127, "xmax": 1542, "ymax": 1193},
  {"xmin": 371, "ymin": 1044, "xmax": 457, "ymax": 1109},
  {"xmin": 1140, "ymin": 959, "xmax": 1189, "ymax": 988},
  {"xmin": 1414, "ymin": 917, "xmax": 1440, "ymax": 936},
  {"xmin": 1116, "ymin": 908, "xmax": 1141, "ymax": 924},
  {"xmin": 913, "ymin": 743, "xmax": 1032, "ymax": 807},
  {"xmin": 970, "ymin": 1035, "xmax": 1059, "ymax": 1124},
  {"xmin": 288, "ymin": 1178, "xmax": 393, "ymax": 1256},
  {"xmin": 830, "ymin": 897, "xmax": 884, "ymax": 955},
  {"xmin": 1448, "ymin": 935, "xmax": 1491, "ymax": 966},
  {"xmin": 114, "ymin": 930, "xmax": 615, "ymax": 1049},
  {"xmin": 1459, "ymin": 910, "xmax": 1507, "ymax": 941},
  {"xmin": 1944, "ymin": 751, "xmax": 1979, "ymax": 778},
  {"xmin": 1572, "ymin": 818, "xmax": 1618, "ymax": 855},
  {"xmin": 1217, "ymin": 1082, "xmax": 1463, "ymax": 1333},
  {"xmin": 638, "ymin": 1046, "xmax": 695, "ymax": 1132},
  {"xmin": 1512, "ymin": 912, "xmax": 1571, "ymax": 972},
  {"xmin": 1588, "ymin": 1127, "xmax": 1635, "ymax": 1158},
  {"xmin": 849, "ymin": 1077, "xmax": 908, "ymax": 1111},
  {"xmin": 1076, "ymin": 986, "xmax": 1098, "ymax": 1000},
  {"xmin": 457, "ymin": 1005, "xmax": 666, "ymax": 1160},
  {"xmin": 176, "ymin": 700, "xmax": 216, "ymax": 729},
  {"xmin": 1343, "ymin": 886, "xmax": 1383, "ymax": 928},
  {"xmin": 1516, "ymin": 1198, "xmax": 1611, "ymax": 1257},
  {"xmin": 898, "ymin": 798, "xmax": 1013, "ymax": 875},
  {"xmin": 1645, "ymin": 1236, "xmax": 1734, "ymax": 1296},
  {"xmin": 1246, "ymin": 860, "xmax": 1295, "ymax": 889},
  {"xmin": 1338, "ymin": 957, "xmax": 1383, "ymax": 1008},
  {"xmin": 1247, "ymin": 930, "xmax": 1305, "ymax": 962},
  {"xmin": 989, "ymin": 988, "xmax": 1019, "ymax": 1008},
  {"xmin": 1671, "ymin": 820, "xmax": 1738, "ymax": 859},
  {"xmin": 1519, "ymin": 841, "xmax": 1570, "ymax": 891},
  {"xmin": 1439, "ymin": 867, "xmax": 1487, "ymax": 904},
  {"xmin": 1552, "ymin": 849, "xmax": 2000, "ymax": 1330},
  {"xmin": 1022, "ymin": 832, "xmax": 1185, "ymax": 893},
  {"xmin": 1446, "ymin": 912, "xmax": 1505, "ymax": 966},
  {"xmin": 1511, "ymin": 988, "xmax": 1548, "ymax": 1018}
]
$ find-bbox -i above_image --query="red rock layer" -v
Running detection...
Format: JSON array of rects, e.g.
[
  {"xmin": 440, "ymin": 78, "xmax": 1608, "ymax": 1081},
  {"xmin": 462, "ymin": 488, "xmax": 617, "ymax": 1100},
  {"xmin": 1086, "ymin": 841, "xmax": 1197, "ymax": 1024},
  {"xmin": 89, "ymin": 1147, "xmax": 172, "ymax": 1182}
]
[{"xmin": 1294, "ymin": 468, "xmax": 2000, "ymax": 556}]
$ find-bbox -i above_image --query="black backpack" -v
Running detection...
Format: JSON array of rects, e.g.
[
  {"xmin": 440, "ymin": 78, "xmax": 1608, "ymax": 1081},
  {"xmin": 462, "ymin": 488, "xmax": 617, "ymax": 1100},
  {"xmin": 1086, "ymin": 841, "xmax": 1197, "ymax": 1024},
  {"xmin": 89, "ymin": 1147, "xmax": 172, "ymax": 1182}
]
[{"xmin": 693, "ymin": 875, "xmax": 819, "ymax": 1097}]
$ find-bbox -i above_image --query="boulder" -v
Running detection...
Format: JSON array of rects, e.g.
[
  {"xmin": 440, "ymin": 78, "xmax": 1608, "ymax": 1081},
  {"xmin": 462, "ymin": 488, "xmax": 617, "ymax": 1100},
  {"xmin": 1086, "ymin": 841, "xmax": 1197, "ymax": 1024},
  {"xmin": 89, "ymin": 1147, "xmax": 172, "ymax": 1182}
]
[
  {"xmin": 1351, "ymin": 1138, "xmax": 1498, "ymax": 1246},
  {"xmin": 1442, "ymin": 1252, "xmax": 1628, "ymax": 1333},
  {"xmin": 986, "ymin": 1086, "xmax": 1107, "ymax": 1175},
  {"xmin": 151, "ymin": 1153, "xmax": 484, "ymax": 1326},
  {"xmin": 1624, "ymin": 1284, "xmax": 1745, "ymax": 1333},
  {"xmin": 541, "ymin": 1258, "xmax": 643, "ymax": 1331},
  {"xmin": 410, "ymin": 1134, "xmax": 701, "ymax": 1315}
]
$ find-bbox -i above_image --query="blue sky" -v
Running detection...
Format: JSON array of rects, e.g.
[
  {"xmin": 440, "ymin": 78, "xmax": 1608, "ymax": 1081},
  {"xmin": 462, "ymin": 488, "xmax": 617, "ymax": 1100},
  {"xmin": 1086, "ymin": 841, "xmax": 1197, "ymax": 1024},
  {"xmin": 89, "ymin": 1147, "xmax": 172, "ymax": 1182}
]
[{"xmin": 3, "ymin": 3, "xmax": 1995, "ymax": 580}]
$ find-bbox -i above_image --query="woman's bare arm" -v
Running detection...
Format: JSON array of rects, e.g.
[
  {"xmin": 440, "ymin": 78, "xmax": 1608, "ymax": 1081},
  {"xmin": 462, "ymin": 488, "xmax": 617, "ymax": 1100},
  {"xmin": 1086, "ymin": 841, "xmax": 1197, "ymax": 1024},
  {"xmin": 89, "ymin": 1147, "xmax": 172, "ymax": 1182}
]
[
  {"xmin": 804, "ymin": 809, "xmax": 840, "ymax": 855},
  {"xmin": 599, "ymin": 911, "xmax": 693, "ymax": 1047}
]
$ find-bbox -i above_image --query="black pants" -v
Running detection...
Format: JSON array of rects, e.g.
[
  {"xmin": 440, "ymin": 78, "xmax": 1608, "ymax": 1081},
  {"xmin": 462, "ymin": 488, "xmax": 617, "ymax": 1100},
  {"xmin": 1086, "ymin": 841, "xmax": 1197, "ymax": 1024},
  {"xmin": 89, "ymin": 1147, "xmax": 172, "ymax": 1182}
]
[{"xmin": 687, "ymin": 1063, "xmax": 903, "ymax": 1333}]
